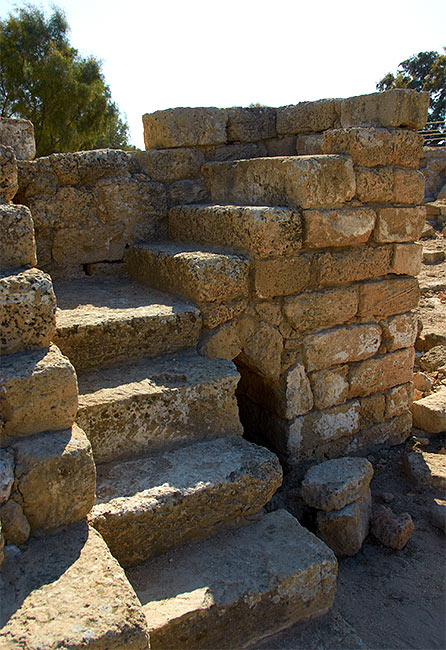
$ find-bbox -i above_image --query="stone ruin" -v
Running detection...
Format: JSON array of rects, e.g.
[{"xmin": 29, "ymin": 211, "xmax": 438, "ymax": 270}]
[{"xmin": 0, "ymin": 88, "xmax": 430, "ymax": 648}]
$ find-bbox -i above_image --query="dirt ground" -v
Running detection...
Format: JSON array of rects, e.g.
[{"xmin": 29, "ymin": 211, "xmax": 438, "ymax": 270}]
[{"xmin": 250, "ymin": 227, "xmax": 446, "ymax": 650}]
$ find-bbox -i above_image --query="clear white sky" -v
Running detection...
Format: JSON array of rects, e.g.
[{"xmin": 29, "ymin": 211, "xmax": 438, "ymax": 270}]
[{"xmin": 1, "ymin": 0, "xmax": 445, "ymax": 148}]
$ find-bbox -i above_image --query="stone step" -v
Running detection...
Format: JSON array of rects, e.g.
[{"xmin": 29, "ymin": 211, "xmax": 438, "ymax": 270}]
[
  {"xmin": 0, "ymin": 521, "xmax": 150, "ymax": 649},
  {"xmin": 77, "ymin": 350, "xmax": 243, "ymax": 464},
  {"xmin": 168, "ymin": 204, "xmax": 303, "ymax": 258},
  {"xmin": 126, "ymin": 509, "xmax": 337, "ymax": 650},
  {"xmin": 53, "ymin": 276, "xmax": 201, "ymax": 372},
  {"xmin": 201, "ymin": 155, "xmax": 355, "ymax": 210},
  {"xmin": 88, "ymin": 436, "xmax": 282, "ymax": 567},
  {"xmin": 125, "ymin": 241, "xmax": 249, "ymax": 304}
]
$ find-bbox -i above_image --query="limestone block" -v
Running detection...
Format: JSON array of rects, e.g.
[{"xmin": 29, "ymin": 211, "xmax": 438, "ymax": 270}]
[
  {"xmin": 0, "ymin": 450, "xmax": 14, "ymax": 504},
  {"xmin": 127, "ymin": 510, "xmax": 337, "ymax": 650},
  {"xmin": 303, "ymin": 207, "xmax": 375, "ymax": 248},
  {"xmin": 315, "ymin": 246, "xmax": 392, "ymax": 287},
  {"xmin": 226, "ymin": 106, "xmax": 276, "ymax": 142},
  {"xmin": 143, "ymin": 107, "xmax": 227, "ymax": 148},
  {"xmin": 202, "ymin": 155, "xmax": 356, "ymax": 210},
  {"xmin": 11, "ymin": 424, "xmax": 96, "ymax": 533},
  {"xmin": 276, "ymin": 99, "xmax": 340, "ymax": 134},
  {"xmin": 413, "ymin": 371, "xmax": 432, "ymax": 393},
  {"xmin": 374, "ymin": 206, "xmax": 426, "ymax": 243},
  {"xmin": 238, "ymin": 317, "xmax": 283, "ymax": 379},
  {"xmin": 301, "ymin": 457, "xmax": 373, "ymax": 511},
  {"xmin": 322, "ymin": 127, "xmax": 424, "ymax": 168},
  {"xmin": 391, "ymin": 243, "xmax": 423, "ymax": 276},
  {"xmin": 355, "ymin": 167, "xmax": 425, "ymax": 204},
  {"xmin": 419, "ymin": 345, "xmax": 446, "ymax": 373},
  {"xmin": 360, "ymin": 393, "xmax": 386, "ymax": 428},
  {"xmin": 133, "ymin": 147, "xmax": 204, "ymax": 182},
  {"xmin": 309, "ymin": 401, "xmax": 361, "ymax": 443},
  {"xmin": 358, "ymin": 277, "xmax": 420, "ymax": 320},
  {"xmin": 316, "ymin": 487, "xmax": 372, "ymax": 556},
  {"xmin": 339, "ymin": 89, "xmax": 429, "ymax": 129},
  {"xmin": 348, "ymin": 412, "xmax": 412, "ymax": 454},
  {"xmin": 283, "ymin": 286, "xmax": 358, "ymax": 334},
  {"xmin": 380, "ymin": 311, "xmax": 417, "ymax": 352},
  {"xmin": 410, "ymin": 387, "xmax": 446, "ymax": 433},
  {"xmin": 386, "ymin": 383, "xmax": 413, "ymax": 419},
  {"xmin": 309, "ymin": 365, "xmax": 349, "ymax": 409},
  {"xmin": 403, "ymin": 451, "xmax": 446, "ymax": 489},
  {"xmin": 0, "ymin": 345, "xmax": 78, "ymax": 442},
  {"xmin": 295, "ymin": 133, "xmax": 323, "ymax": 155},
  {"xmin": 0, "ymin": 204, "xmax": 36, "ymax": 269},
  {"xmin": 169, "ymin": 204, "xmax": 303, "ymax": 258},
  {"xmin": 0, "ymin": 499, "xmax": 30, "ymax": 545},
  {"xmin": 0, "ymin": 521, "xmax": 150, "ymax": 649},
  {"xmin": 371, "ymin": 505, "xmax": 414, "ymax": 550},
  {"xmin": 278, "ymin": 359, "xmax": 314, "ymax": 419},
  {"xmin": 267, "ymin": 135, "xmax": 297, "ymax": 156},
  {"xmin": 0, "ymin": 145, "xmax": 18, "ymax": 202},
  {"xmin": 253, "ymin": 254, "xmax": 312, "ymax": 299},
  {"xmin": 203, "ymin": 141, "xmax": 267, "ymax": 161},
  {"xmin": 198, "ymin": 322, "xmax": 242, "ymax": 361},
  {"xmin": 167, "ymin": 178, "xmax": 209, "ymax": 206},
  {"xmin": 303, "ymin": 324, "xmax": 381, "ymax": 371},
  {"xmin": 198, "ymin": 298, "xmax": 247, "ymax": 329},
  {"xmin": 0, "ymin": 268, "xmax": 56, "ymax": 355},
  {"xmin": 0, "ymin": 118, "xmax": 35, "ymax": 160},
  {"xmin": 349, "ymin": 347, "xmax": 415, "ymax": 398}
]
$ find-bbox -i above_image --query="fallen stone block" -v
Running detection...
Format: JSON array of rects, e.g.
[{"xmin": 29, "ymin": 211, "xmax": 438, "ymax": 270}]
[
  {"xmin": 411, "ymin": 387, "xmax": 446, "ymax": 434},
  {"xmin": 403, "ymin": 451, "xmax": 446, "ymax": 490},
  {"xmin": 316, "ymin": 487, "xmax": 372, "ymax": 556},
  {"xmin": 301, "ymin": 457, "xmax": 374, "ymax": 511},
  {"xmin": 419, "ymin": 346, "xmax": 446, "ymax": 373},
  {"xmin": 371, "ymin": 504, "xmax": 414, "ymax": 550}
]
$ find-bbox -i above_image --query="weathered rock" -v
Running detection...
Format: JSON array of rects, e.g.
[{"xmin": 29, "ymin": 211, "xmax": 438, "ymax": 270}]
[
  {"xmin": 374, "ymin": 206, "xmax": 426, "ymax": 243},
  {"xmin": 314, "ymin": 245, "xmax": 392, "ymax": 287},
  {"xmin": 358, "ymin": 277, "xmax": 420, "ymax": 320},
  {"xmin": 391, "ymin": 243, "xmax": 423, "ymax": 276},
  {"xmin": 143, "ymin": 107, "xmax": 227, "ymax": 148},
  {"xmin": 385, "ymin": 383, "xmax": 413, "ymax": 418},
  {"xmin": 355, "ymin": 167, "xmax": 425, "ymax": 204},
  {"xmin": 76, "ymin": 351, "xmax": 242, "ymax": 464},
  {"xmin": 169, "ymin": 204, "xmax": 303, "ymax": 257},
  {"xmin": 11, "ymin": 424, "xmax": 96, "ymax": 533},
  {"xmin": 371, "ymin": 504, "xmax": 414, "ymax": 550},
  {"xmin": 0, "ymin": 345, "xmax": 78, "ymax": 443},
  {"xmin": 276, "ymin": 359, "xmax": 314, "ymax": 419},
  {"xmin": 403, "ymin": 451, "xmax": 446, "ymax": 489},
  {"xmin": 349, "ymin": 348, "xmax": 415, "ymax": 398},
  {"xmin": 0, "ymin": 204, "xmax": 36, "ymax": 269},
  {"xmin": 198, "ymin": 322, "xmax": 242, "ymax": 361},
  {"xmin": 380, "ymin": 311, "xmax": 418, "ymax": 352},
  {"xmin": 0, "ymin": 521, "xmax": 150, "ymax": 649},
  {"xmin": 0, "ymin": 499, "xmax": 30, "ymax": 545},
  {"xmin": 316, "ymin": 488, "xmax": 372, "ymax": 556},
  {"xmin": 419, "ymin": 345, "xmax": 446, "ymax": 373},
  {"xmin": 0, "ymin": 268, "xmax": 56, "ymax": 355},
  {"xmin": 423, "ymin": 249, "xmax": 446, "ymax": 264},
  {"xmin": 238, "ymin": 316, "xmax": 283, "ymax": 379},
  {"xmin": 202, "ymin": 155, "xmax": 356, "ymax": 210},
  {"xmin": 226, "ymin": 106, "xmax": 276, "ymax": 142},
  {"xmin": 301, "ymin": 457, "xmax": 373, "ymax": 511},
  {"xmin": 89, "ymin": 437, "xmax": 282, "ymax": 566},
  {"xmin": 410, "ymin": 387, "xmax": 446, "ymax": 434},
  {"xmin": 303, "ymin": 324, "xmax": 381, "ymax": 371},
  {"xmin": 340, "ymin": 89, "xmax": 429, "ymax": 129},
  {"xmin": 126, "ymin": 242, "xmax": 249, "ymax": 304},
  {"xmin": 0, "ymin": 144, "xmax": 18, "ymax": 203},
  {"xmin": 167, "ymin": 177, "xmax": 209, "ymax": 206},
  {"xmin": 252, "ymin": 254, "xmax": 312, "ymax": 299},
  {"xmin": 126, "ymin": 510, "xmax": 337, "ymax": 650},
  {"xmin": 53, "ymin": 277, "xmax": 202, "ymax": 371},
  {"xmin": 276, "ymin": 99, "xmax": 340, "ymax": 134},
  {"xmin": 0, "ymin": 118, "xmax": 35, "ymax": 160},
  {"xmin": 283, "ymin": 287, "xmax": 358, "ymax": 334},
  {"xmin": 267, "ymin": 135, "xmax": 297, "ymax": 156},
  {"xmin": 303, "ymin": 207, "xmax": 375, "ymax": 248},
  {"xmin": 413, "ymin": 371, "xmax": 433, "ymax": 393},
  {"xmin": 0, "ymin": 450, "xmax": 14, "ymax": 505},
  {"xmin": 309, "ymin": 365, "xmax": 350, "ymax": 409},
  {"xmin": 133, "ymin": 147, "xmax": 204, "ymax": 182},
  {"xmin": 360, "ymin": 393, "xmax": 386, "ymax": 428},
  {"xmin": 348, "ymin": 412, "xmax": 412, "ymax": 455},
  {"xmin": 430, "ymin": 498, "xmax": 446, "ymax": 533}
]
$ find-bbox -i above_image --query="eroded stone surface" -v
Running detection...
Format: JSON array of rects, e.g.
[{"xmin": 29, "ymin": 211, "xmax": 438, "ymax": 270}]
[
  {"xmin": 0, "ymin": 450, "xmax": 14, "ymax": 504},
  {"xmin": 316, "ymin": 488, "xmax": 372, "ymax": 556},
  {"xmin": 283, "ymin": 287, "xmax": 358, "ymax": 334},
  {"xmin": 0, "ymin": 145, "xmax": 18, "ymax": 203},
  {"xmin": 127, "ymin": 510, "xmax": 337, "ymax": 650},
  {"xmin": 0, "ymin": 118, "xmax": 35, "ymax": 161},
  {"xmin": 303, "ymin": 324, "xmax": 381, "ymax": 371},
  {"xmin": 349, "ymin": 348, "xmax": 415, "ymax": 398},
  {"xmin": 301, "ymin": 457, "xmax": 374, "ymax": 511},
  {"xmin": 0, "ymin": 204, "xmax": 36, "ymax": 269},
  {"xmin": 303, "ymin": 207, "xmax": 375, "ymax": 248},
  {"xmin": 0, "ymin": 521, "xmax": 150, "ymax": 649},
  {"xmin": 340, "ymin": 89, "xmax": 429, "ymax": 129},
  {"xmin": 411, "ymin": 387, "xmax": 446, "ymax": 434},
  {"xmin": 358, "ymin": 277, "xmax": 420, "ymax": 320},
  {"xmin": 374, "ymin": 206, "xmax": 426, "ymax": 243},
  {"xmin": 403, "ymin": 451, "xmax": 446, "ymax": 489},
  {"xmin": 143, "ymin": 107, "xmax": 227, "ymax": 148},
  {"xmin": 0, "ymin": 499, "xmax": 30, "ymax": 545},
  {"xmin": 371, "ymin": 505, "xmax": 414, "ymax": 550}
]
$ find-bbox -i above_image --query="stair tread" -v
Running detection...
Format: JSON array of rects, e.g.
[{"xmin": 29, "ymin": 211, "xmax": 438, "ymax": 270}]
[
  {"xmin": 126, "ymin": 509, "xmax": 337, "ymax": 650},
  {"xmin": 88, "ymin": 436, "xmax": 282, "ymax": 567},
  {"xmin": 0, "ymin": 521, "xmax": 149, "ymax": 649}
]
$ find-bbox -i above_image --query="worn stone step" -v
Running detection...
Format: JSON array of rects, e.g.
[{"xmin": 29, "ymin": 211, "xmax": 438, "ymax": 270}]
[
  {"xmin": 77, "ymin": 350, "xmax": 243, "ymax": 464},
  {"xmin": 0, "ymin": 521, "xmax": 150, "ymax": 649},
  {"xmin": 53, "ymin": 276, "xmax": 201, "ymax": 372},
  {"xmin": 88, "ymin": 436, "xmax": 282, "ymax": 567},
  {"xmin": 201, "ymin": 155, "xmax": 355, "ymax": 210},
  {"xmin": 168, "ymin": 203, "xmax": 303, "ymax": 258},
  {"xmin": 126, "ymin": 509, "xmax": 337, "ymax": 650},
  {"xmin": 125, "ymin": 241, "xmax": 250, "ymax": 304}
]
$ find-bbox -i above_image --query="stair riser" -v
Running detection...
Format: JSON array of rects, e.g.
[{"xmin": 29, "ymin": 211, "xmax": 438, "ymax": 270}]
[{"xmin": 77, "ymin": 376, "xmax": 243, "ymax": 464}]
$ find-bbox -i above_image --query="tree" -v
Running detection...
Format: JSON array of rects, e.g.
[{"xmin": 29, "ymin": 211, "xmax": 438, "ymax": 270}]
[
  {"xmin": 0, "ymin": 5, "xmax": 131, "ymax": 156},
  {"xmin": 377, "ymin": 50, "xmax": 446, "ymax": 145}
]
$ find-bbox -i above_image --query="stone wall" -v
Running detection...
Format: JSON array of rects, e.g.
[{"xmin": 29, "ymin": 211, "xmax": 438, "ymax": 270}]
[{"xmin": 421, "ymin": 147, "xmax": 446, "ymax": 201}]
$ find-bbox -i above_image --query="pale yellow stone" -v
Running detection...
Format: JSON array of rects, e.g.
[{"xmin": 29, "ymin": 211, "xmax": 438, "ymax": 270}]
[
  {"xmin": 303, "ymin": 207, "xmax": 375, "ymax": 248},
  {"xmin": 303, "ymin": 324, "xmax": 381, "ymax": 371}
]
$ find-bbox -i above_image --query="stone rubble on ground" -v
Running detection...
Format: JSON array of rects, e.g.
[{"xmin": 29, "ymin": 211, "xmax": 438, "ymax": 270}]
[{"xmin": 370, "ymin": 504, "xmax": 414, "ymax": 550}]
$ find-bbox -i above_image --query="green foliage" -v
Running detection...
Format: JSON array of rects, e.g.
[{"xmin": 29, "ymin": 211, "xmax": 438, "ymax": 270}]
[
  {"xmin": 377, "ymin": 50, "xmax": 446, "ymax": 145},
  {"xmin": 0, "ymin": 5, "xmax": 131, "ymax": 156}
]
